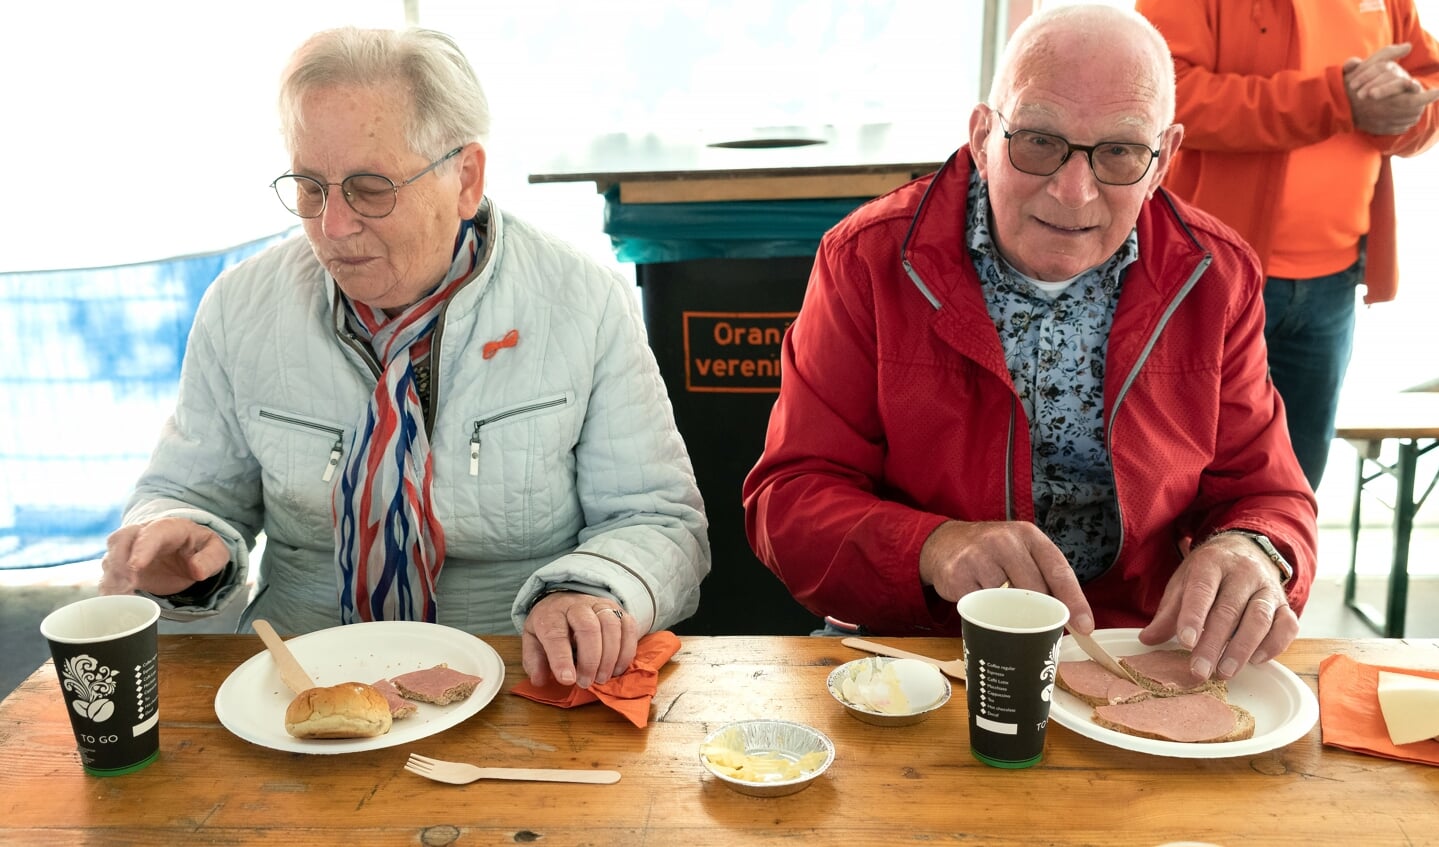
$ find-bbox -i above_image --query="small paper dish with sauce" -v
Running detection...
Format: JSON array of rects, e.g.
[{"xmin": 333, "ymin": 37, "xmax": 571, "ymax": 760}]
[{"xmin": 827, "ymin": 656, "xmax": 951, "ymax": 726}]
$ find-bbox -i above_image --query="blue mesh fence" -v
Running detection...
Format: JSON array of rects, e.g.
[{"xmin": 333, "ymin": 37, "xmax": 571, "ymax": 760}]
[{"xmin": 0, "ymin": 230, "xmax": 295, "ymax": 569}]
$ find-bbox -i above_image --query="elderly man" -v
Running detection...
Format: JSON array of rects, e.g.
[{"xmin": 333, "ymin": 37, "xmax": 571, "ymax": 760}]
[
  {"xmin": 743, "ymin": 4, "xmax": 1316, "ymax": 682},
  {"xmin": 100, "ymin": 27, "xmax": 709, "ymax": 691}
]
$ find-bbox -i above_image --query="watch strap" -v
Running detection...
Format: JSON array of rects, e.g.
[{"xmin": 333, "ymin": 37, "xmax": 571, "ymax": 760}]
[{"xmin": 1211, "ymin": 529, "xmax": 1294, "ymax": 586}]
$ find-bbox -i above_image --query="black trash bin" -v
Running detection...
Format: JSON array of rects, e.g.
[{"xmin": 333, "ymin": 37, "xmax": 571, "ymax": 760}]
[
  {"xmin": 530, "ymin": 127, "xmax": 947, "ymax": 634},
  {"xmin": 609, "ymin": 192, "xmax": 872, "ymax": 635},
  {"xmin": 637, "ymin": 256, "xmax": 816, "ymax": 635}
]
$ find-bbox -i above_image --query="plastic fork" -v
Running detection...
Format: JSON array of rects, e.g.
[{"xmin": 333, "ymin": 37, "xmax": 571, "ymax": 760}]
[{"xmin": 404, "ymin": 753, "xmax": 621, "ymax": 785}]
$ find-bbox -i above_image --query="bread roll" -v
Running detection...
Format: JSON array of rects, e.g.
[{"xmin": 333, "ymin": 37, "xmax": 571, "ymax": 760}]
[{"xmin": 284, "ymin": 682, "xmax": 393, "ymax": 739}]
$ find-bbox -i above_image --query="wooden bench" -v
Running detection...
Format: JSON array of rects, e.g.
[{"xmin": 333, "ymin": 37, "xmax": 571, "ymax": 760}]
[{"xmin": 1332, "ymin": 383, "xmax": 1439, "ymax": 636}]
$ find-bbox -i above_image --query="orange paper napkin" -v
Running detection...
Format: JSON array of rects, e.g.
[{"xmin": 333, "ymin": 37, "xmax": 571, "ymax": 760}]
[
  {"xmin": 1318, "ymin": 653, "xmax": 1439, "ymax": 766},
  {"xmin": 510, "ymin": 631, "xmax": 680, "ymax": 728}
]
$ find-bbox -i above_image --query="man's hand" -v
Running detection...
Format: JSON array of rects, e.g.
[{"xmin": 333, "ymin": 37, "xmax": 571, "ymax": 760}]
[
  {"xmin": 1345, "ymin": 44, "xmax": 1439, "ymax": 135},
  {"xmin": 1351, "ymin": 86, "xmax": 1439, "ymax": 135},
  {"xmin": 919, "ymin": 520, "xmax": 1095, "ymax": 632},
  {"xmin": 1345, "ymin": 44, "xmax": 1420, "ymax": 100},
  {"xmin": 99, "ymin": 518, "xmax": 230, "ymax": 597},
  {"xmin": 1139, "ymin": 533, "xmax": 1299, "ymax": 681},
  {"xmin": 521, "ymin": 591, "xmax": 638, "ymax": 690}
]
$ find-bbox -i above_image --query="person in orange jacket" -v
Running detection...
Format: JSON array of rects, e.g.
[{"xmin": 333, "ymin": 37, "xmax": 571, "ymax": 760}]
[{"xmin": 1136, "ymin": 0, "xmax": 1439, "ymax": 489}]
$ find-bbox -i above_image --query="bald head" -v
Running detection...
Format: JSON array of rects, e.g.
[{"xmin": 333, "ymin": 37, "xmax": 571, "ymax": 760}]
[
  {"xmin": 988, "ymin": 4, "xmax": 1175, "ymax": 127},
  {"xmin": 966, "ymin": 2, "xmax": 1185, "ymax": 282}
]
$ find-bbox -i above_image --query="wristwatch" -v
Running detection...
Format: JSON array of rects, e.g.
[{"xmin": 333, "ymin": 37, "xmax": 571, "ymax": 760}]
[{"xmin": 1212, "ymin": 529, "xmax": 1294, "ymax": 586}]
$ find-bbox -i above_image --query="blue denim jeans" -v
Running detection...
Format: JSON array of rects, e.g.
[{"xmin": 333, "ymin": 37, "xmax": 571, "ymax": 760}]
[{"xmin": 1262, "ymin": 261, "xmax": 1362, "ymax": 490}]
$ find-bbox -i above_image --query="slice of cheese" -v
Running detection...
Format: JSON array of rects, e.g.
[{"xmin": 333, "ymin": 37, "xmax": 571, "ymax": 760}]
[{"xmin": 1376, "ymin": 670, "xmax": 1439, "ymax": 746}]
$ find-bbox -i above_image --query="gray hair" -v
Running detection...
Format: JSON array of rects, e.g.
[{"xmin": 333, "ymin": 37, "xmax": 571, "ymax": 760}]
[
  {"xmin": 988, "ymin": 4, "xmax": 1176, "ymax": 127},
  {"xmin": 278, "ymin": 26, "xmax": 490, "ymax": 160}
]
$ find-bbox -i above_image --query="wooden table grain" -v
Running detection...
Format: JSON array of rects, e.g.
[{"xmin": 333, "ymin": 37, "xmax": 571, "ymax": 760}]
[{"xmin": 2, "ymin": 635, "xmax": 1437, "ymax": 846}]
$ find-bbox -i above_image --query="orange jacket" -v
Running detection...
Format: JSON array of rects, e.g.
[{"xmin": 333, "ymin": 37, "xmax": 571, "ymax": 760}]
[{"xmin": 1136, "ymin": 0, "xmax": 1439, "ymax": 303}]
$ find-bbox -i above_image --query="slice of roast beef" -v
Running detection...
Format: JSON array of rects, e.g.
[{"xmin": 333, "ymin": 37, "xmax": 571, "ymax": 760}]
[
  {"xmin": 1092, "ymin": 692, "xmax": 1255, "ymax": 743},
  {"xmin": 372, "ymin": 678, "xmax": 418, "ymax": 719},
  {"xmin": 1119, "ymin": 649, "xmax": 1225, "ymax": 697},
  {"xmin": 391, "ymin": 664, "xmax": 483, "ymax": 705},
  {"xmin": 1057, "ymin": 660, "xmax": 1148, "ymax": 706}
]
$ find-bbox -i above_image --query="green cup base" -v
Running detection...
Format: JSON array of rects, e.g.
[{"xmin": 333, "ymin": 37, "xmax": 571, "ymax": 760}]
[
  {"xmin": 82, "ymin": 749, "xmax": 158, "ymax": 777},
  {"xmin": 971, "ymin": 748, "xmax": 1042, "ymax": 769}
]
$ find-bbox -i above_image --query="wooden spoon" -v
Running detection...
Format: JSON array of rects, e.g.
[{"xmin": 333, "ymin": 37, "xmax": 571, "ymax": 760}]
[
  {"xmin": 253, "ymin": 619, "xmax": 317, "ymax": 694},
  {"xmin": 254, "ymin": 620, "xmax": 394, "ymax": 740},
  {"xmin": 841, "ymin": 637, "xmax": 967, "ymax": 684},
  {"xmin": 839, "ymin": 582, "xmax": 1012, "ymax": 685}
]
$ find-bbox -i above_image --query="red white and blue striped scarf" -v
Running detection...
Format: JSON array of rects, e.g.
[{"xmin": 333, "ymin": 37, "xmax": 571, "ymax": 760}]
[{"xmin": 334, "ymin": 221, "xmax": 480, "ymax": 623}]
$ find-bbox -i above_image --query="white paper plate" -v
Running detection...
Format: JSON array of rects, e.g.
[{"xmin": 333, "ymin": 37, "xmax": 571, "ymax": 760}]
[
  {"xmin": 214, "ymin": 621, "xmax": 503, "ymax": 754},
  {"xmin": 1048, "ymin": 628, "xmax": 1318, "ymax": 758}
]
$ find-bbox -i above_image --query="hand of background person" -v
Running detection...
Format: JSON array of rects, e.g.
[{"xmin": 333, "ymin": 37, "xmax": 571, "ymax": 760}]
[
  {"xmin": 918, "ymin": 519, "xmax": 1095, "ymax": 632},
  {"xmin": 1352, "ymin": 85, "xmax": 1439, "ymax": 135},
  {"xmin": 1345, "ymin": 44, "xmax": 1439, "ymax": 135},
  {"xmin": 1138, "ymin": 533, "xmax": 1299, "ymax": 681},
  {"xmin": 99, "ymin": 517, "xmax": 230, "ymax": 597},
  {"xmin": 521, "ymin": 591, "xmax": 638, "ymax": 690},
  {"xmin": 1344, "ymin": 43, "xmax": 1420, "ymax": 100}
]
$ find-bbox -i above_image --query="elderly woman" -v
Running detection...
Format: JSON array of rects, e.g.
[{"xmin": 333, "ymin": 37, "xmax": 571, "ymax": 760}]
[{"xmin": 99, "ymin": 26, "xmax": 709, "ymax": 690}]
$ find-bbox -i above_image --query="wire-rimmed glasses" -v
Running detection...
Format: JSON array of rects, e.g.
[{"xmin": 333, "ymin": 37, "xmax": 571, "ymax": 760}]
[
  {"xmin": 994, "ymin": 113, "xmax": 1160, "ymax": 186},
  {"xmin": 270, "ymin": 146, "xmax": 464, "ymax": 219}
]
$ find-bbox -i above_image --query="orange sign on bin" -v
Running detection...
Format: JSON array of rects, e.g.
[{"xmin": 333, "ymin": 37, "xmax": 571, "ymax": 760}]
[{"xmin": 682, "ymin": 311, "xmax": 796, "ymax": 394}]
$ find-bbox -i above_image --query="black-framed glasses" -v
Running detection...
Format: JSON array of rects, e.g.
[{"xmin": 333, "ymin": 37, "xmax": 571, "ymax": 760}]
[
  {"xmin": 270, "ymin": 146, "xmax": 464, "ymax": 219},
  {"xmin": 994, "ymin": 113, "xmax": 1159, "ymax": 186}
]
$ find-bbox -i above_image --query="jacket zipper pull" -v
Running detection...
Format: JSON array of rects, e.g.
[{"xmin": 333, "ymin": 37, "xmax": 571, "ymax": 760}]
[
  {"xmin": 469, "ymin": 422, "xmax": 482, "ymax": 476},
  {"xmin": 323, "ymin": 438, "xmax": 343, "ymax": 482}
]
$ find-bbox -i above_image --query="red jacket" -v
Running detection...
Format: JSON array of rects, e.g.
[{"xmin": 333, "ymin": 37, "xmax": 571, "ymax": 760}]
[
  {"xmin": 742, "ymin": 150, "xmax": 1317, "ymax": 635},
  {"xmin": 1137, "ymin": 0, "xmax": 1439, "ymax": 303}
]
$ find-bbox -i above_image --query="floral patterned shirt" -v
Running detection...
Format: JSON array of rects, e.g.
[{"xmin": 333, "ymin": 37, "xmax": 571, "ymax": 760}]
[{"xmin": 964, "ymin": 171, "xmax": 1137, "ymax": 582}]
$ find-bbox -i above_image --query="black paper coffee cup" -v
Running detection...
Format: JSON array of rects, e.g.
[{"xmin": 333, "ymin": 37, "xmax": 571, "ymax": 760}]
[
  {"xmin": 40, "ymin": 595, "xmax": 161, "ymax": 776},
  {"xmin": 959, "ymin": 588, "xmax": 1069, "ymax": 769}
]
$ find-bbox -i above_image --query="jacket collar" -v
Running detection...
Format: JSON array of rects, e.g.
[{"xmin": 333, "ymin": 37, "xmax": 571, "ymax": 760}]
[
  {"xmin": 900, "ymin": 145, "xmax": 1211, "ymax": 315},
  {"xmin": 898, "ymin": 146, "xmax": 1215, "ymax": 393}
]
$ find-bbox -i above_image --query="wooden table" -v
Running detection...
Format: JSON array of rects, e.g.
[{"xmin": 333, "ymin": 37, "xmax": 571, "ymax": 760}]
[
  {"xmin": 1334, "ymin": 389, "xmax": 1439, "ymax": 637},
  {"xmin": 3, "ymin": 635, "xmax": 1437, "ymax": 846}
]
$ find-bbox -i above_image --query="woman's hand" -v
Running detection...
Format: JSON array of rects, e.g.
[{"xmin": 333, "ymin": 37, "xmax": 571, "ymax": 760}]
[
  {"xmin": 521, "ymin": 591, "xmax": 638, "ymax": 689},
  {"xmin": 99, "ymin": 518, "xmax": 229, "ymax": 598}
]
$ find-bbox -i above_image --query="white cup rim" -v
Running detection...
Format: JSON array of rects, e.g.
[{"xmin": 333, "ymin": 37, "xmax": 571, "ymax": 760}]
[
  {"xmin": 40, "ymin": 594, "xmax": 160, "ymax": 644},
  {"xmin": 957, "ymin": 587, "xmax": 1070, "ymax": 634}
]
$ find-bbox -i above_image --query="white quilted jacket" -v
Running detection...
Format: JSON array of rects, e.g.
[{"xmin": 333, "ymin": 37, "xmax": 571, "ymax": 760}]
[{"xmin": 124, "ymin": 201, "xmax": 710, "ymax": 635}]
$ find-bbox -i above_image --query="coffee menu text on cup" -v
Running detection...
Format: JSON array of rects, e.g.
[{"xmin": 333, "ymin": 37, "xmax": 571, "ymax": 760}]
[{"xmin": 975, "ymin": 658, "xmax": 1021, "ymax": 734}]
